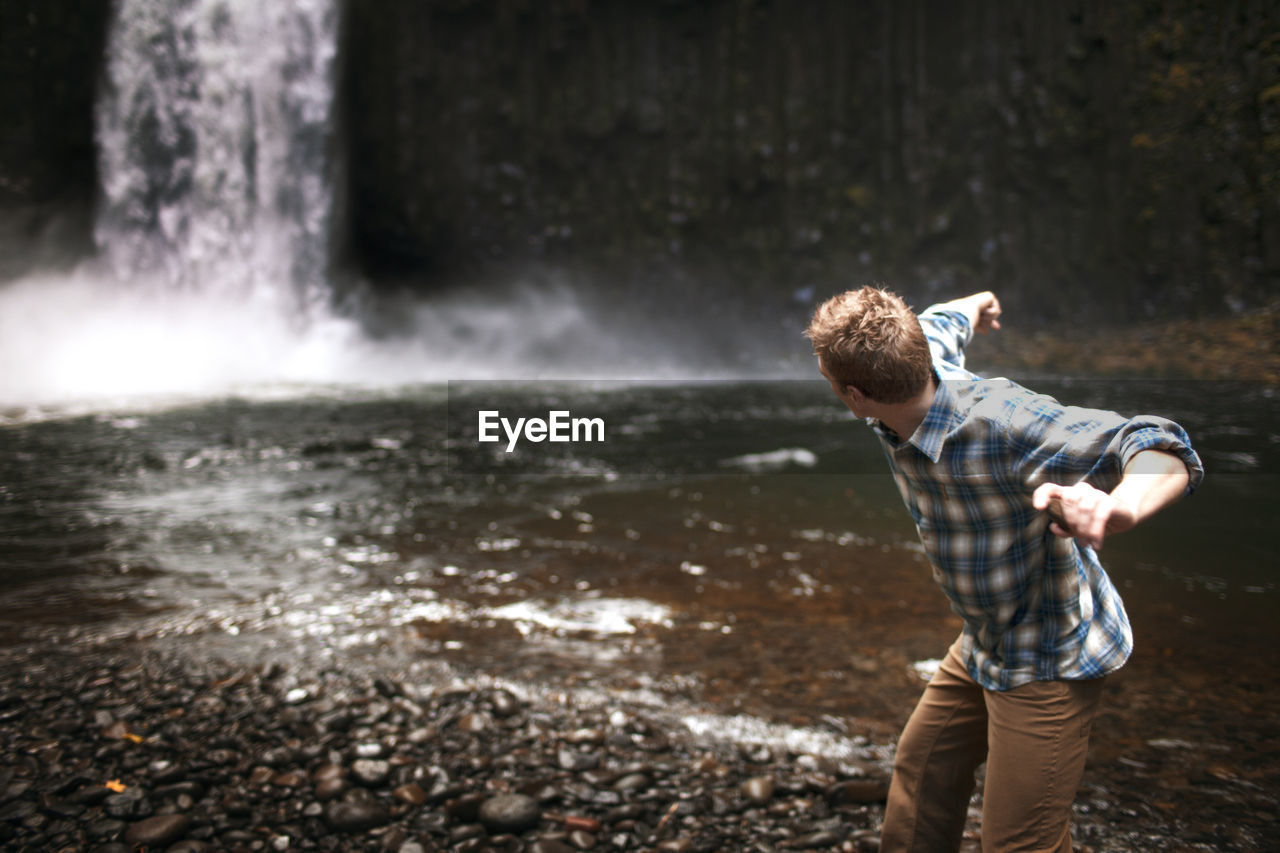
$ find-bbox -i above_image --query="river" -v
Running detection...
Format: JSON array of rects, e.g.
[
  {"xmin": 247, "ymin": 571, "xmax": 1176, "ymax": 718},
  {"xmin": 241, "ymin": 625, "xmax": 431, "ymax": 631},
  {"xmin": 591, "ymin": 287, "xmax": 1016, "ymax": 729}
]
[{"xmin": 1, "ymin": 377, "xmax": 1275, "ymax": 847}]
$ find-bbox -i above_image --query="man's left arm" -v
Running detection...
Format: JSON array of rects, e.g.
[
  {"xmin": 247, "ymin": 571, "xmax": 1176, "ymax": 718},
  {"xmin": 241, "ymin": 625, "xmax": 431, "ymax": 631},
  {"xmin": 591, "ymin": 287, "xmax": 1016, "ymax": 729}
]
[{"xmin": 1032, "ymin": 449, "xmax": 1191, "ymax": 550}]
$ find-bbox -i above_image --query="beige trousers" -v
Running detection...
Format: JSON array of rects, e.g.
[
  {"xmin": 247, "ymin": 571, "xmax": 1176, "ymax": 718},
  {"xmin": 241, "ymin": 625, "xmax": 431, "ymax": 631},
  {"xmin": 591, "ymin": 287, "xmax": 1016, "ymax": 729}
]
[{"xmin": 880, "ymin": 639, "xmax": 1106, "ymax": 853}]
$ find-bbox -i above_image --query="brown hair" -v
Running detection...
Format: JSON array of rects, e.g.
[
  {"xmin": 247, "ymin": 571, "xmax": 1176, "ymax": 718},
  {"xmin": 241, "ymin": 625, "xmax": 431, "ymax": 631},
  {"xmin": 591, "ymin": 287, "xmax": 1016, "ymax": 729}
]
[{"xmin": 804, "ymin": 286, "xmax": 932, "ymax": 403}]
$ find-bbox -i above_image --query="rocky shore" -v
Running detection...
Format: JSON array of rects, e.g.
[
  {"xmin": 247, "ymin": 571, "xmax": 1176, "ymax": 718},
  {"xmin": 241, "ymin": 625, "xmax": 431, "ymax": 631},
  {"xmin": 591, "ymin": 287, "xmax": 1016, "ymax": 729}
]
[
  {"xmin": 0, "ymin": 641, "xmax": 893, "ymax": 853},
  {"xmin": 2, "ymin": 625, "xmax": 1275, "ymax": 852}
]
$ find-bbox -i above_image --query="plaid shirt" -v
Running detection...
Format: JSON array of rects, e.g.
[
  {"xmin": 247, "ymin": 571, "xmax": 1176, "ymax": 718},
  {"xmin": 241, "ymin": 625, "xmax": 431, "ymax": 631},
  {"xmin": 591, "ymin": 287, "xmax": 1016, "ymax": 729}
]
[{"xmin": 871, "ymin": 305, "xmax": 1204, "ymax": 691}]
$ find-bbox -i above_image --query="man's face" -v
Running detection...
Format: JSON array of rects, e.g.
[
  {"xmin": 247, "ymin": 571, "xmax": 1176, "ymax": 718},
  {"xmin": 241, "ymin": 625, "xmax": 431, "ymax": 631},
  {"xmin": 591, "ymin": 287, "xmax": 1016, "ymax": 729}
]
[{"xmin": 818, "ymin": 358, "xmax": 865, "ymax": 417}]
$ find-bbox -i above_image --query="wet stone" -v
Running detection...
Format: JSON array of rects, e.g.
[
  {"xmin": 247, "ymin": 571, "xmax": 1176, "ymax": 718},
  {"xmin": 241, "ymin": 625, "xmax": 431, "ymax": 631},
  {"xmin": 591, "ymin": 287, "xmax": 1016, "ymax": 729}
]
[
  {"xmin": 353, "ymin": 741, "xmax": 385, "ymax": 759},
  {"xmin": 124, "ymin": 813, "xmax": 191, "ymax": 847},
  {"xmin": 782, "ymin": 829, "xmax": 844, "ymax": 849},
  {"xmin": 148, "ymin": 760, "xmax": 186, "ymax": 784},
  {"xmin": 490, "ymin": 689, "xmax": 522, "ymax": 717},
  {"xmin": 446, "ymin": 792, "xmax": 486, "ymax": 822},
  {"xmin": 456, "ymin": 713, "xmax": 490, "ymax": 733},
  {"xmin": 351, "ymin": 759, "xmax": 391, "ymax": 787},
  {"xmin": 104, "ymin": 791, "xmax": 151, "ymax": 819},
  {"xmin": 568, "ymin": 828, "xmax": 597, "ymax": 849},
  {"xmin": 613, "ymin": 772, "xmax": 651, "ymax": 792},
  {"xmin": 528, "ymin": 840, "xmax": 576, "ymax": 853},
  {"xmin": 828, "ymin": 778, "xmax": 889, "ymax": 805},
  {"xmin": 478, "ymin": 793, "xmax": 542, "ymax": 834},
  {"xmin": 325, "ymin": 799, "xmax": 390, "ymax": 833},
  {"xmin": 393, "ymin": 783, "xmax": 428, "ymax": 805},
  {"xmin": 166, "ymin": 841, "xmax": 215, "ymax": 853},
  {"xmin": 655, "ymin": 840, "xmax": 693, "ymax": 853},
  {"xmin": 450, "ymin": 823, "xmax": 485, "ymax": 843},
  {"xmin": 559, "ymin": 747, "xmax": 600, "ymax": 772}
]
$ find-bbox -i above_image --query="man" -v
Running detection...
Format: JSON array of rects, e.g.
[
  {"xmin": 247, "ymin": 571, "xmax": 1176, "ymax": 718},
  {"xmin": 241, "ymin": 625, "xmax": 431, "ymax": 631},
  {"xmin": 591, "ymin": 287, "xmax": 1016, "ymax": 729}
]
[{"xmin": 805, "ymin": 287, "xmax": 1202, "ymax": 852}]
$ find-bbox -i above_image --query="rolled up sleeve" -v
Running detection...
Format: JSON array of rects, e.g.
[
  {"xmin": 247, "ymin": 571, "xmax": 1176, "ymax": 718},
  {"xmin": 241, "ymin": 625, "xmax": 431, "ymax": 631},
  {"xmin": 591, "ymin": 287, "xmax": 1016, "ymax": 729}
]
[{"xmin": 1010, "ymin": 394, "xmax": 1204, "ymax": 497}]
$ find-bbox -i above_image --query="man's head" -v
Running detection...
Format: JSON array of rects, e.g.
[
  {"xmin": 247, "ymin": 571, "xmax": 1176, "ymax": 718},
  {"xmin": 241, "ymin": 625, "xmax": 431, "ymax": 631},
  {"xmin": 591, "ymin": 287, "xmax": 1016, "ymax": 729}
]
[{"xmin": 805, "ymin": 286, "xmax": 932, "ymax": 405}]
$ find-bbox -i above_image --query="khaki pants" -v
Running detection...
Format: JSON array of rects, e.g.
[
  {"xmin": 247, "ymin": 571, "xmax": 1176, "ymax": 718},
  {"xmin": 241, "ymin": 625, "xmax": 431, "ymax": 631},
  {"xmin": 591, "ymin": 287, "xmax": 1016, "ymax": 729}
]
[{"xmin": 880, "ymin": 639, "xmax": 1106, "ymax": 853}]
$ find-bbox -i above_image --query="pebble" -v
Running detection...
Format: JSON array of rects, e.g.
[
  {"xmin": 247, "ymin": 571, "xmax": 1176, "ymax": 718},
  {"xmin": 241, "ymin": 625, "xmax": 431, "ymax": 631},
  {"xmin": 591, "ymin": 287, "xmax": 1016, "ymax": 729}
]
[
  {"xmin": 0, "ymin": 641, "xmax": 1207, "ymax": 853},
  {"xmin": 123, "ymin": 814, "xmax": 191, "ymax": 847},
  {"xmin": 490, "ymin": 689, "xmax": 522, "ymax": 717},
  {"xmin": 393, "ymin": 783, "xmax": 428, "ymax": 805},
  {"xmin": 743, "ymin": 775, "xmax": 776, "ymax": 805},
  {"xmin": 351, "ymin": 758, "xmax": 392, "ymax": 786},
  {"xmin": 478, "ymin": 793, "xmax": 542, "ymax": 834},
  {"xmin": 828, "ymin": 778, "xmax": 890, "ymax": 805},
  {"xmin": 613, "ymin": 772, "xmax": 651, "ymax": 792},
  {"xmin": 324, "ymin": 799, "xmax": 391, "ymax": 833},
  {"xmin": 782, "ymin": 829, "xmax": 844, "ymax": 849},
  {"xmin": 528, "ymin": 840, "xmax": 576, "ymax": 853}
]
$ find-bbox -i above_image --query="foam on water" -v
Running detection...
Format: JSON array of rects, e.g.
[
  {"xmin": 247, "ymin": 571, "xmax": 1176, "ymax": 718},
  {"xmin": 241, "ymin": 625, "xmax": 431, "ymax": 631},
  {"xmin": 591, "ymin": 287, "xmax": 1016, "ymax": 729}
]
[{"xmin": 486, "ymin": 597, "xmax": 675, "ymax": 637}]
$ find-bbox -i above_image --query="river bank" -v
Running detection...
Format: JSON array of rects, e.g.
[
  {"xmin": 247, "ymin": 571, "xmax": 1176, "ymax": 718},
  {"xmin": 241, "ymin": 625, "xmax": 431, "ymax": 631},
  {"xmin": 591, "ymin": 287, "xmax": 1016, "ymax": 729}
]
[
  {"xmin": 0, "ymin": 375, "xmax": 1272, "ymax": 852},
  {"xmin": 968, "ymin": 301, "xmax": 1280, "ymax": 385},
  {"xmin": 0, "ymin": 626, "xmax": 1273, "ymax": 853}
]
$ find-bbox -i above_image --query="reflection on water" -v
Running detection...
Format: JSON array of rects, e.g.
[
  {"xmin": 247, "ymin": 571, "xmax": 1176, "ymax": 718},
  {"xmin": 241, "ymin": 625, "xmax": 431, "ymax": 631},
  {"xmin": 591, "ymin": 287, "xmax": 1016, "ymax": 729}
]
[{"xmin": 0, "ymin": 379, "xmax": 1276, "ymax": 829}]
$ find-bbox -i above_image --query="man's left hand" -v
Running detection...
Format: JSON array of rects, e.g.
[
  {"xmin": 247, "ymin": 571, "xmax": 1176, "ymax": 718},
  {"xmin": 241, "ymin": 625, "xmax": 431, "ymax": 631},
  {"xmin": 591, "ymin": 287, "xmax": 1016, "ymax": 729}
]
[{"xmin": 1032, "ymin": 481, "xmax": 1137, "ymax": 550}]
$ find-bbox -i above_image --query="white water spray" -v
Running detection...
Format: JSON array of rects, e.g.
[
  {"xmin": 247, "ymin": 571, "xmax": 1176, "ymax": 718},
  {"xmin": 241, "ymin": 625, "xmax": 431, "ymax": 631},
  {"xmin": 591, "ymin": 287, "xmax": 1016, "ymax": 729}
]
[
  {"xmin": 0, "ymin": 0, "xmax": 770, "ymax": 414},
  {"xmin": 0, "ymin": 0, "xmax": 369, "ymax": 411}
]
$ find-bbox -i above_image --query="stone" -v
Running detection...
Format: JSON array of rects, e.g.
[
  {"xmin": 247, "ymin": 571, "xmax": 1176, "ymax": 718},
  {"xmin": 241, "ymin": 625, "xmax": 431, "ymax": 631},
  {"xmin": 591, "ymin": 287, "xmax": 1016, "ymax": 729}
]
[
  {"xmin": 742, "ymin": 775, "xmax": 775, "ymax": 805},
  {"xmin": 781, "ymin": 830, "xmax": 844, "ymax": 849},
  {"xmin": 123, "ymin": 814, "xmax": 191, "ymax": 847},
  {"xmin": 558, "ymin": 747, "xmax": 599, "ymax": 772},
  {"xmin": 351, "ymin": 759, "xmax": 391, "ymax": 787},
  {"xmin": 325, "ymin": 800, "xmax": 391, "ymax": 833},
  {"xmin": 478, "ymin": 793, "xmax": 541, "ymax": 834},
  {"xmin": 529, "ymin": 840, "xmax": 575, "ymax": 853},
  {"xmin": 613, "ymin": 772, "xmax": 651, "ymax": 792},
  {"xmin": 393, "ymin": 783, "xmax": 428, "ymax": 805},
  {"xmin": 490, "ymin": 689, "xmax": 522, "ymax": 717},
  {"xmin": 828, "ymin": 778, "xmax": 889, "ymax": 805}
]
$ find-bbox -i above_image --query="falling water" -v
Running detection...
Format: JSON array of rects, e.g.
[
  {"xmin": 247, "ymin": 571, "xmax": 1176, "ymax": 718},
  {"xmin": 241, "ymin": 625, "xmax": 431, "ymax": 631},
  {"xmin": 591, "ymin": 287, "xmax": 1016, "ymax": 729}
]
[
  {"xmin": 0, "ymin": 0, "xmax": 397, "ymax": 410},
  {"xmin": 0, "ymin": 0, "xmax": 768, "ymax": 413},
  {"xmin": 95, "ymin": 0, "xmax": 341, "ymax": 317}
]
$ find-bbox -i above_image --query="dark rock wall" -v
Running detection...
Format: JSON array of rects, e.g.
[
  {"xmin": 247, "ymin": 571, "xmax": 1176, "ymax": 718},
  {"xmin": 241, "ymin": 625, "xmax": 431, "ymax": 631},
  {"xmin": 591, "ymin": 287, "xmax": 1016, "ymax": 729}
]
[
  {"xmin": 346, "ymin": 0, "xmax": 1279, "ymax": 323},
  {"xmin": 4, "ymin": 0, "xmax": 1276, "ymax": 326},
  {"xmin": 0, "ymin": 0, "xmax": 112, "ymax": 279}
]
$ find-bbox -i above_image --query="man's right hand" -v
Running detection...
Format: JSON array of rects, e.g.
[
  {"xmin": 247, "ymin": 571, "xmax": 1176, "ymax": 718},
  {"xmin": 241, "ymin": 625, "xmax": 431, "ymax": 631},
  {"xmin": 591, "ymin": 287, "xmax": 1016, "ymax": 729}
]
[
  {"xmin": 943, "ymin": 291, "xmax": 1002, "ymax": 335},
  {"xmin": 975, "ymin": 292, "xmax": 1001, "ymax": 334}
]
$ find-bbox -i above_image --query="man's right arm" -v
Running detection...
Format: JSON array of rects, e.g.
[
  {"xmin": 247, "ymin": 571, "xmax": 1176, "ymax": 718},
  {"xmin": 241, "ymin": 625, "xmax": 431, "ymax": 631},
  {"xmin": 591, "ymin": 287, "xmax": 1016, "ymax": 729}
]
[
  {"xmin": 938, "ymin": 291, "xmax": 1002, "ymax": 335},
  {"xmin": 918, "ymin": 291, "xmax": 1001, "ymax": 371}
]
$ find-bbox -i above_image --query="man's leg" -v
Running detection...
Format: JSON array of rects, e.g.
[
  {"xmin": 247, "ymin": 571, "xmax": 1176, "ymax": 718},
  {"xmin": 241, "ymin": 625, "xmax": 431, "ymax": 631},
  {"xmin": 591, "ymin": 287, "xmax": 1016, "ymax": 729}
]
[
  {"xmin": 980, "ymin": 677, "xmax": 1106, "ymax": 852},
  {"xmin": 880, "ymin": 640, "xmax": 990, "ymax": 852}
]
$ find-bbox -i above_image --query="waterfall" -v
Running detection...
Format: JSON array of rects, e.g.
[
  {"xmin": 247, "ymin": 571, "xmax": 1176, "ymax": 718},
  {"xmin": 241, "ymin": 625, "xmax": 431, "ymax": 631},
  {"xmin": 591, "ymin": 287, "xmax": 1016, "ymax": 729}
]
[
  {"xmin": 0, "ymin": 0, "xmax": 714, "ymax": 413},
  {"xmin": 94, "ymin": 0, "xmax": 341, "ymax": 319}
]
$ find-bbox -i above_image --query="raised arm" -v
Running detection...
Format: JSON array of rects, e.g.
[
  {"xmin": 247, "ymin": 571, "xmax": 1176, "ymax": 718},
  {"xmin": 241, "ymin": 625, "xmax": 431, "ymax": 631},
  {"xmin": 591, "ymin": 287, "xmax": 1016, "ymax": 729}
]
[
  {"xmin": 1032, "ymin": 449, "xmax": 1192, "ymax": 550},
  {"xmin": 939, "ymin": 291, "xmax": 1002, "ymax": 335}
]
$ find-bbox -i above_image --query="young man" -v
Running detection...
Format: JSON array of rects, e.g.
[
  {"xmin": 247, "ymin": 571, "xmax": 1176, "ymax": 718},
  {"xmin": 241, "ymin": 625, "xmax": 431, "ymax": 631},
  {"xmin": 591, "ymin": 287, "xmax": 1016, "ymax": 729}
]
[{"xmin": 805, "ymin": 287, "xmax": 1203, "ymax": 852}]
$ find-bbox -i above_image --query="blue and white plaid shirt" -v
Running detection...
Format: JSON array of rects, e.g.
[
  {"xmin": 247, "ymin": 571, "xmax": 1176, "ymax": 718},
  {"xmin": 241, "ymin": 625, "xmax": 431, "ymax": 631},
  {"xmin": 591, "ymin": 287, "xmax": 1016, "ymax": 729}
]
[{"xmin": 872, "ymin": 305, "xmax": 1204, "ymax": 691}]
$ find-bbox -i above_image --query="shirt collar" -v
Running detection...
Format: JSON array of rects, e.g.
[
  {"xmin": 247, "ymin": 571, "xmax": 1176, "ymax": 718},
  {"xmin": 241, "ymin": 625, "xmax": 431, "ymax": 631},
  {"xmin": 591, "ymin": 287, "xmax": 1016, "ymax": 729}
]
[{"xmin": 872, "ymin": 373, "xmax": 967, "ymax": 462}]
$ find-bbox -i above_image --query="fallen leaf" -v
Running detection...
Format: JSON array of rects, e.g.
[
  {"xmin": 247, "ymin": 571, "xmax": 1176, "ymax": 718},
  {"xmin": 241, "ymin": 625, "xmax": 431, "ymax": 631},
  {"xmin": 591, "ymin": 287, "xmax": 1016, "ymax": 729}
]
[{"xmin": 105, "ymin": 779, "xmax": 126, "ymax": 793}]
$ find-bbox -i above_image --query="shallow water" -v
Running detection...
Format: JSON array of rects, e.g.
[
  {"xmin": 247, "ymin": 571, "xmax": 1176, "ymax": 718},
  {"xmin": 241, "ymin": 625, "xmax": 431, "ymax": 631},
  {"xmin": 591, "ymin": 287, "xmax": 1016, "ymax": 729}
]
[{"xmin": 1, "ymin": 378, "xmax": 1277, "ymax": 845}]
